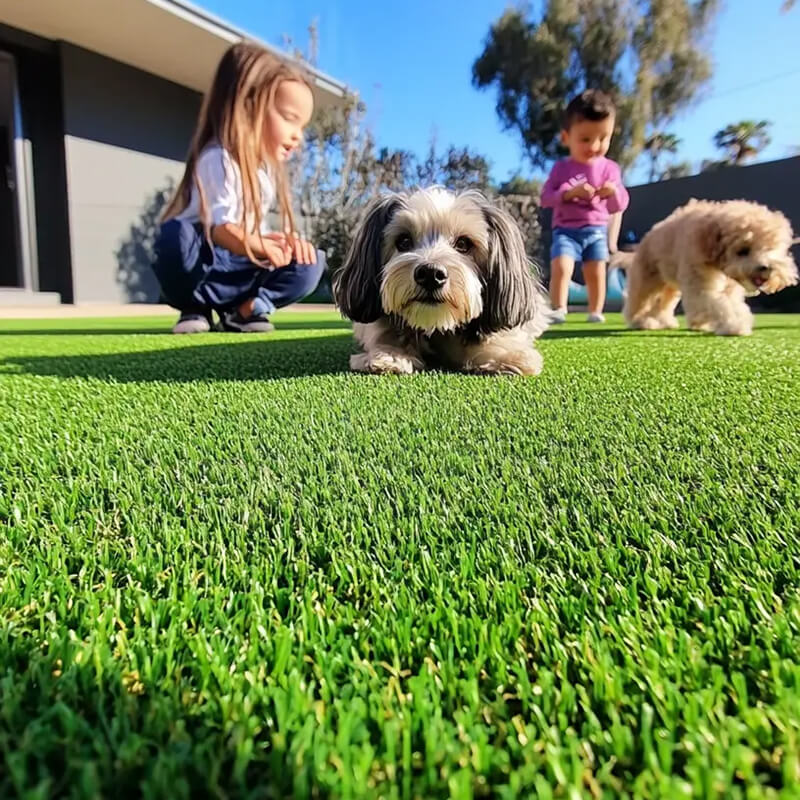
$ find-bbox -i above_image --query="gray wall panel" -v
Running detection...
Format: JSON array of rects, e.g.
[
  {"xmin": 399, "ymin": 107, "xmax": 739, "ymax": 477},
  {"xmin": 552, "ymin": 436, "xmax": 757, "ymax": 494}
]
[{"xmin": 61, "ymin": 44, "xmax": 200, "ymax": 303}]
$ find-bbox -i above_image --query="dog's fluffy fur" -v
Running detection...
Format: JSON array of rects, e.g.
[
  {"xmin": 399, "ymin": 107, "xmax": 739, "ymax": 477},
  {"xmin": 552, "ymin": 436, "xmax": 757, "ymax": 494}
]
[
  {"xmin": 620, "ymin": 199, "xmax": 797, "ymax": 336},
  {"xmin": 333, "ymin": 188, "xmax": 549, "ymax": 375}
]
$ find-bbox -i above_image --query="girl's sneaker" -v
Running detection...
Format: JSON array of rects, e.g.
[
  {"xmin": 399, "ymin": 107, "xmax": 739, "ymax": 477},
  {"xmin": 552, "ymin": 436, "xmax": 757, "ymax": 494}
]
[
  {"xmin": 550, "ymin": 307, "xmax": 567, "ymax": 324},
  {"xmin": 221, "ymin": 310, "xmax": 275, "ymax": 333},
  {"xmin": 587, "ymin": 312, "xmax": 606, "ymax": 323},
  {"xmin": 172, "ymin": 312, "xmax": 213, "ymax": 334}
]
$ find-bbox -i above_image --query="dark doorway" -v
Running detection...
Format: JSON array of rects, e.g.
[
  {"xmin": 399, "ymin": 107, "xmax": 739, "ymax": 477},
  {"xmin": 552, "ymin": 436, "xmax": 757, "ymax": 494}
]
[{"xmin": 0, "ymin": 52, "xmax": 21, "ymax": 287}]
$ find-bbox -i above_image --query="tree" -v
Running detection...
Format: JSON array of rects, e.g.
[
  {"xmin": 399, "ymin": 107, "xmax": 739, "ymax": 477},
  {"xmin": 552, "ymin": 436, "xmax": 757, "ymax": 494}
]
[
  {"xmin": 290, "ymin": 101, "xmax": 507, "ymax": 293},
  {"xmin": 712, "ymin": 120, "xmax": 771, "ymax": 166},
  {"xmin": 437, "ymin": 146, "xmax": 493, "ymax": 193},
  {"xmin": 497, "ymin": 174, "xmax": 542, "ymax": 196},
  {"xmin": 288, "ymin": 96, "xmax": 415, "ymax": 301},
  {"xmin": 415, "ymin": 139, "xmax": 493, "ymax": 194},
  {"xmin": 644, "ymin": 132, "xmax": 682, "ymax": 182},
  {"xmin": 472, "ymin": 0, "xmax": 719, "ymax": 172},
  {"xmin": 280, "ymin": 19, "xmax": 543, "ymax": 298},
  {"xmin": 660, "ymin": 161, "xmax": 693, "ymax": 180},
  {"xmin": 700, "ymin": 158, "xmax": 726, "ymax": 173}
]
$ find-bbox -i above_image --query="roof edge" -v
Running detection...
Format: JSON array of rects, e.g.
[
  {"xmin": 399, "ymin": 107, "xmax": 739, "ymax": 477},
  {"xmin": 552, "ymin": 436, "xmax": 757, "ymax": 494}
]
[{"xmin": 146, "ymin": 0, "xmax": 350, "ymax": 97}]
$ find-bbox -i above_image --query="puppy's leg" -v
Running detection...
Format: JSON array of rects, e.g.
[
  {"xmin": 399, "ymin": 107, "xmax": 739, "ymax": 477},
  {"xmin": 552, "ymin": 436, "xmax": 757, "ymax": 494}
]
[
  {"xmin": 721, "ymin": 280, "xmax": 754, "ymax": 336},
  {"xmin": 649, "ymin": 285, "xmax": 681, "ymax": 329},
  {"xmin": 621, "ymin": 262, "xmax": 644, "ymax": 325},
  {"xmin": 686, "ymin": 317, "xmax": 713, "ymax": 333},
  {"xmin": 681, "ymin": 289, "xmax": 719, "ymax": 333},
  {"xmin": 350, "ymin": 320, "xmax": 425, "ymax": 374},
  {"xmin": 681, "ymin": 275, "xmax": 752, "ymax": 336},
  {"xmin": 462, "ymin": 328, "xmax": 543, "ymax": 376},
  {"xmin": 624, "ymin": 255, "xmax": 671, "ymax": 329}
]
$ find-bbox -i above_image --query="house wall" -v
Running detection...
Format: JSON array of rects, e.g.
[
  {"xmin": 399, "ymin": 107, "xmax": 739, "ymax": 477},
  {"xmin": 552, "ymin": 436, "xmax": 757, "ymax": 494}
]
[{"xmin": 60, "ymin": 44, "xmax": 201, "ymax": 302}]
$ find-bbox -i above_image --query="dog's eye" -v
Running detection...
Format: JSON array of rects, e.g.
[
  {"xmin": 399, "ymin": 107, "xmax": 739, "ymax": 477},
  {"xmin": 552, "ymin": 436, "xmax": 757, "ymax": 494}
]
[
  {"xmin": 736, "ymin": 246, "xmax": 751, "ymax": 257},
  {"xmin": 395, "ymin": 233, "xmax": 413, "ymax": 252},
  {"xmin": 454, "ymin": 236, "xmax": 473, "ymax": 254}
]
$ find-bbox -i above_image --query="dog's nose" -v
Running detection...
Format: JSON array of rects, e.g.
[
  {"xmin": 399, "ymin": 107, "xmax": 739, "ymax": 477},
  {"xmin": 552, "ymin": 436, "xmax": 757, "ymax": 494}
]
[
  {"xmin": 755, "ymin": 265, "xmax": 771, "ymax": 275},
  {"xmin": 414, "ymin": 263, "xmax": 448, "ymax": 290}
]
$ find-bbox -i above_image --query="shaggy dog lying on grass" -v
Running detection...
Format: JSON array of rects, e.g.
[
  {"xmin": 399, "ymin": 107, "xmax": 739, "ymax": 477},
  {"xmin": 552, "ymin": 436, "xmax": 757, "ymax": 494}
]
[{"xmin": 334, "ymin": 187, "xmax": 549, "ymax": 375}]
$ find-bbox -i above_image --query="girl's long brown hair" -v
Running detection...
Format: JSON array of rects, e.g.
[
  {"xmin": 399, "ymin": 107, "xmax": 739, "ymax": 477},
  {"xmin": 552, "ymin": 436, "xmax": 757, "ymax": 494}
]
[{"xmin": 162, "ymin": 42, "xmax": 312, "ymax": 261}]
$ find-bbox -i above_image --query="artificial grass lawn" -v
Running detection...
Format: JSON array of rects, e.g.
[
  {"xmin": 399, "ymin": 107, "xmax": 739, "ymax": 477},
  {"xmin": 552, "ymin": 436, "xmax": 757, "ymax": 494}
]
[{"xmin": 1, "ymin": 311, "xmax": 799, "ymax": 799}]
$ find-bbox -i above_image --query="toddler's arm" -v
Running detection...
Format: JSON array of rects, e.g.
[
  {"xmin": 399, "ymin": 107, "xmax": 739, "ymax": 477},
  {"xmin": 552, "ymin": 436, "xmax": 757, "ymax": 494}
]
[
  {"xmin": 601, "ymin": 161, "xmax": 630, "ymax": 214},
  {"xmin": 540, "ymin": 163, "xmax": 572, "ymax": 208}
]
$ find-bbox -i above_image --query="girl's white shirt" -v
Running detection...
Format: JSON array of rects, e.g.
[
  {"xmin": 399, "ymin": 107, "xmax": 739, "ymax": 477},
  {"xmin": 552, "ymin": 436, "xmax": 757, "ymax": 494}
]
[{"xmin": 176, "ymin": 144, "xmax": 276, "ymax": 236}]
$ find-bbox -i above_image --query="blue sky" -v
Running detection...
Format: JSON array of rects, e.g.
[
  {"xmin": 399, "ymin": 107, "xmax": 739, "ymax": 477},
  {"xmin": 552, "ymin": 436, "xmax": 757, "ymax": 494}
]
[{"xmin": 202, "ymin": 0, "xmax": 800, "ymax": 186}]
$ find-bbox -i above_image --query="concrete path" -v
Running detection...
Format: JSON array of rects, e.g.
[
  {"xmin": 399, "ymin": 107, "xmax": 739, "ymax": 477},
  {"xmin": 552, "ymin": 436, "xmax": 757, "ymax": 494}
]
[{"xmin": 0, "ymin": 303, "xmax": 338, "ymax": 319}]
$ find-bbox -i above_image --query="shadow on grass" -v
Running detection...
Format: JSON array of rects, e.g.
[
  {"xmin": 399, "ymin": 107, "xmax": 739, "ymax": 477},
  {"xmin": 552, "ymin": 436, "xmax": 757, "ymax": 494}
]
[
  {"xmin": 0, "ymin": 327, "xmax": 175, "ymax": 336},
  {"xmin": 0, "ymin": 637, "xmax": 301, "ymax": 797},
  {"xmin": 0, "ymin": 318, "xmax": 352, "ymax": 337},
  {"xmin": 542, "ymin": 324, "xmax": 795, "ymax": 340},
  {"xmin": 541, "ymin": 327, "xmax": 691, "ymax": 340},
  {"xmin": 1, "ymin": 335, "xmax": 353, "ymax": 382},
  {"xmin": 268, "ymin": 318, "xmax": 350, "ymax": 331}
]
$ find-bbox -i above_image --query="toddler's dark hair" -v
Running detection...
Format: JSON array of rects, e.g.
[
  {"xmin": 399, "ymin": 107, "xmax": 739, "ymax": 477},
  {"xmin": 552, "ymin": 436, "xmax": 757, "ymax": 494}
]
[{"xmin": 563, "ymin": 89, "xmax": 615, "ymax": 129}]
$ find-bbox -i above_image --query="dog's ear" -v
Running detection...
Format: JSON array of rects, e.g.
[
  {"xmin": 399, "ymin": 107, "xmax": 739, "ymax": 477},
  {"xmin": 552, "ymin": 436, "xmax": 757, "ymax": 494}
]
[
  {"xmin": 333, "ymin": 194, "xmax": 402, "ymax": 323},
  {"xmin": 477, "ymin": 199, "xmax": 539, "ymax": 332},
  {"xmin": 698, "ymin": 214, "xmax": 725, "ymax": 265}
]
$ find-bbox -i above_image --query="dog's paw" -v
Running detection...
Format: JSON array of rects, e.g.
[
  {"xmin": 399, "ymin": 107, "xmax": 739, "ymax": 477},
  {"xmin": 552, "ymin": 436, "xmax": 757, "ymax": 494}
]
[
  {"xmin": 472, "ymin": 360, "xmax": 523, "ymax": 376},
  {"xmin": 659, "ymin": 316, "xmax": 680, "ymax": 330},
  {"xmin": 714, "ymin": 322, "xmax": 752, "ymax": 337},
  {"xmin": 351, "ymin": 352, "xmax": 418, "ymax": 374},
  {"xmin": 629, "ymin": 316, "xmax": 663, "ymax": 330},
  {"xmin": 470, "ymin": 351, "xmax": 543, "ymax": 376},
  {"xmin": 687, "ymin": 319, "xmax": 713, "ymax": 332}
]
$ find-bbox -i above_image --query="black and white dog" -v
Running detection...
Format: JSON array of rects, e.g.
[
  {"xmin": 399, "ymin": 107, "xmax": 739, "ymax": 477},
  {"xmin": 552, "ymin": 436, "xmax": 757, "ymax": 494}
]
[{"xmin": 333, "ymin": 188, "xmax": 549, "ymax": 375}]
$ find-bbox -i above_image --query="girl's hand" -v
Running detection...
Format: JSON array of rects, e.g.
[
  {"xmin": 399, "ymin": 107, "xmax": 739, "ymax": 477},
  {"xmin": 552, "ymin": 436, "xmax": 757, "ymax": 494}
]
[
  {"xmin": 212, "ymin": 224, "xmax": 293, "ymax": 266},
  {"xmin": 263, "ymin": 232, "xmax": 290, "ymax": 244},
  {"xmin": 262, "ymin": 237, "xmax": 293, "ymax": 268},
  {"xmin": 289, "ymin": 233, "xmax": 317, "ymax": 265}
]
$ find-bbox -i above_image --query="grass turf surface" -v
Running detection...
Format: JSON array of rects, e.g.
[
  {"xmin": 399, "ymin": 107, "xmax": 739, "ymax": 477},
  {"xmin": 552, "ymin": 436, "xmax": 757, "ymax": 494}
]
[{"xmin": 1, "ymin": 311, "xmax": 800, "ymax": 799}]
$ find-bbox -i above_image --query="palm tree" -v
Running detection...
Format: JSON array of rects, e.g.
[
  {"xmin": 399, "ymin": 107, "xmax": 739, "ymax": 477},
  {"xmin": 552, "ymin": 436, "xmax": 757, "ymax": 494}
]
[
  {"xmin": 783, "ymin": 1, "xmax": 795, "ymax": 11},
  {"xmin": 644, "ymin": 132, "xmax": 681, "ymax": 182},
  {"xmin": 713, "ymin": 120, "xmax": 771, "ymax": 166},
  {"xmin": 661, "ymin": 161, "xmax": 693, "ymax": 180}
]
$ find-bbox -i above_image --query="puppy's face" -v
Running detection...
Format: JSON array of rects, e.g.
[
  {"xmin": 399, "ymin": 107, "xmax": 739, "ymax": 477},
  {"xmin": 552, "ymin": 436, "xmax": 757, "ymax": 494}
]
[
  {"xmin": 381, "ymin": 190, "xmax": 486, "ymax": 333},
  {"xmin": 708, "ymin": 207, "xmax": 799, "ymax": 295},
  {"xmin": 335, "ymin": 188, "xmax": 538, "ymax": 335}
]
